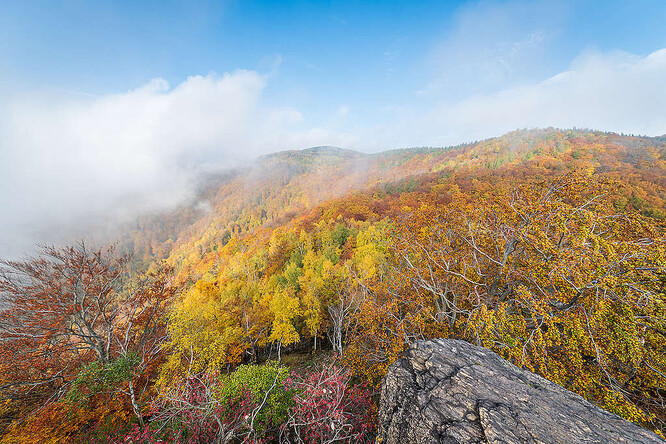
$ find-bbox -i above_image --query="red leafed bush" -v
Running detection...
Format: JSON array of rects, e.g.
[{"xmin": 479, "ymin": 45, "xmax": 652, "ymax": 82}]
[
  {"xmin": 106, "ymin": 424, "xmax": 173, "ymax": 444},
  {"xmin": 284, "ymin": 365, "xmax": 376, "ymax": 444},
  {"xmin": 105, "ymin": 363, "xmax": 375, "ymax": 444},
  {"xmin": 150, "ymin": 371, "xmax": 256, "ymax": 443}
]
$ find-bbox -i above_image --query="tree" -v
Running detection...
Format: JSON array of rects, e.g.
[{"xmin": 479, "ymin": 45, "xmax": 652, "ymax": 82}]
[
  {"xmin": 268, "ymin": 288, "xmax": 301, "ymax": 360},
  {"xmin": 391, "ymin": 173, "xmax": 666, "ymax": 430},
  {"xmin": 0, "ymin": 242, "xmax": 177, "ymax": 427},
  {"xmin": 325, "ymin": 276, "xmax": 360, "ymax": 357}
]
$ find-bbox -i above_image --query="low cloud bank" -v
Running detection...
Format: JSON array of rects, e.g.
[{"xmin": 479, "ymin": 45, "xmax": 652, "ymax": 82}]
[{"xmin": 0, "ymin": 71, "xmax": 353, "ymax": 258}]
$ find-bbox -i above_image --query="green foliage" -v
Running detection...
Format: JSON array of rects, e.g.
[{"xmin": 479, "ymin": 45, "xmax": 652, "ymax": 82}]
[
  {"xmin": 217, "ymin": 362, "xmax": 295, "ymax": 431},
  {"xmin": 331, "ymin": 223, "xmax": 353, "ymax": 247},
  {"xmin": 66, "ymin": 353, "xmax": 140, "ymax": 405}
]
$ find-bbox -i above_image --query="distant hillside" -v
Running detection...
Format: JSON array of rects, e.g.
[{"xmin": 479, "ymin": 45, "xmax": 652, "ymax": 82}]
[
  {"xmin": 118, "ymin": 128, "xmax": 666, "ymax": 268},
  {"xmin": 257, "ymin": 145, "xmax": 365, "ymax": 164}
]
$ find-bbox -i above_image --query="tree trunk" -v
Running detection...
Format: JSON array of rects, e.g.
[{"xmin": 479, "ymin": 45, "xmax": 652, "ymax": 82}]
[{"xmin": 128, "ymin": 378, "xmax": 144, "ymax": 427}]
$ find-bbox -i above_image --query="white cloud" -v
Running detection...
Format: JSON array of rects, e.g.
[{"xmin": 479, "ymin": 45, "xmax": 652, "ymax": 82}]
[
  {"xmin": 353, "ymin": 48, "xmax": 666, "ymax": 149},
  {"xmin": 0, "ymin": 70, "xmax": 354, "ymax": 258},
  {"xmin": 426, "ymin": 0, "xmax": 567, "ymax": 100},
  {"xmin": 420, "ymin": 48, "xmax": 666, "ymax": 145},
  {"xmin": 394, "ymin": 0, "xmax": 666, "ymax": 147}
]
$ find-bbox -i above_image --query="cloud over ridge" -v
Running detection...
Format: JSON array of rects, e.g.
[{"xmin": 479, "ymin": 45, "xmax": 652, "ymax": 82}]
[
  {"xmin": 0, "ymin": 70, "xmax": 353, "ymax": 258},
  {"xmin": 433, "ymin": 48, "xmax": 666, "ymax": 142},
  {"xmin": 373, "ymin": 48, "xmax": 666, "ymax": 148}
]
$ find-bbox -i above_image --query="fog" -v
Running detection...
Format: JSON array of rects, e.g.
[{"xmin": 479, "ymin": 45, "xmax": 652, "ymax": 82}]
[{"xmin": 0, "ymin": 71, "xmax": 354, "ymax": 258}]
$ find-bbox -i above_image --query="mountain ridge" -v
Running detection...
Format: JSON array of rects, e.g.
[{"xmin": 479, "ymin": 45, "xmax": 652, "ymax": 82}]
[{"xmin": 117, "ymin": 127, "xmax": 666, "ymax": 268}]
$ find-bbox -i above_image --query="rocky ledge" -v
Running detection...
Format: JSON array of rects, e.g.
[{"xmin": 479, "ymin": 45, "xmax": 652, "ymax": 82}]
[{"xmin": 377, "ymin": 339, "xmax": 665, "ymax": 444}]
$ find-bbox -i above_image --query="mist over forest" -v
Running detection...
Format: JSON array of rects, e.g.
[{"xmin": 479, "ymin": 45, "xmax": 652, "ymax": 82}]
[{"xmin": 1, "ymin": 1, "xmax": 665, "ymax": 443}]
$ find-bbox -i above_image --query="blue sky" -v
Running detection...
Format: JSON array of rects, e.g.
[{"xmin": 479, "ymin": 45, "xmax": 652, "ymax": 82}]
[
  {"xmin": 1, "ymin": 1, "xmax": 456, "ymax": 95},
  {"xmin": 3, "ymin": 0, "xmax": 666, "ymax": 129},
  {"xmin": 1, "ymin": 0, "xmax": 666, "ymax": 257}
]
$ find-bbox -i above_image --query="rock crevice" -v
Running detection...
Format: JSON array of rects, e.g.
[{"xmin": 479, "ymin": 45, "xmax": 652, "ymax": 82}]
[{"xmin": 377, "ymin": 339, "xmax": 665, "ymax": 444}]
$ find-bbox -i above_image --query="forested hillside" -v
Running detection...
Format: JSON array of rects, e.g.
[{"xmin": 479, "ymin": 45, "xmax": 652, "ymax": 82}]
[{"xmin": 1, "ymin": 128, "xmax": 665, "ymax": 442}]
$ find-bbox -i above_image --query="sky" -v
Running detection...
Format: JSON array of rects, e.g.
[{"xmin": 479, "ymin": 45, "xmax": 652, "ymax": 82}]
[{"xmin": 1, "ymin": 0, "xmax": 666, "ymax": 257}]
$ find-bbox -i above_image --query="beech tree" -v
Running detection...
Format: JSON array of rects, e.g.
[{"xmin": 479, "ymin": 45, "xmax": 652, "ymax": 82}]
[
  {"xmin": 0, "ymin": 242, "xmax": 177, "ymax": 424},
  {"xmin": 389, "ymin": 173, "xmax": 666, "ymax": 429}
]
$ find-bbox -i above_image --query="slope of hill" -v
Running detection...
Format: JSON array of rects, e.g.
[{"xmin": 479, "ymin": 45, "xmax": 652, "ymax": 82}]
[
  {"xmin": 121, "ymin": 128, "xmax": 666, "ymax": 269},
  {"xmin": 149, "ymin": 127, "xmax": 666, "ymax": 432},
  {"xmin": 3, "ymin": 128, "xmax": 664, "ymax": 443}
]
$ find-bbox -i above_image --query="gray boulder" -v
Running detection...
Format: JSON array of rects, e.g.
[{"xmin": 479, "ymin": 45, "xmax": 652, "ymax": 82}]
[{"xmin": 377, "ymin": 339, "xmax": 665, "ymax": 444}]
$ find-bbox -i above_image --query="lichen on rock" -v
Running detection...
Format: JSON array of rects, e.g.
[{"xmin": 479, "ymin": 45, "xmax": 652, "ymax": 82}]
[{"xmin": 377, "ymin": 339, "xmax": 665, "ymax": 444}]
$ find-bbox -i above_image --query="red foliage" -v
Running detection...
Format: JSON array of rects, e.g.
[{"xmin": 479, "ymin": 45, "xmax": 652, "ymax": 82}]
[
  {"xmin": 150, "ymin": 372, "xmax": 256, "ymax": 444},
  {"xmin": 284, "ymin": 365, "xmax": 376, "ymax": 444},
  {"xmin": 106, "ymin": 425, "xmax": 173, "ymax": 444},
  {"xmin": 0, "ymin": 243, "xmax": 178, "ymax": 437}
]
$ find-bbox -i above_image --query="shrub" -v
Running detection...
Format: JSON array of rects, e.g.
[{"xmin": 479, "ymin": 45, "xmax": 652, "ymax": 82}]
[
  {"xmin": 121, "ymin": 362, "xmax": 375, "ymax": 444},
  {"xmin": 284, "ymin": 364, "xmax": 376, "ymax": 443},
  {"xmin": 105, "ymin": 424, "xmax": 172, "ymax": 444},
  {"xmin": 218, "ymin": 362, "xmax": 295, "ymax": 436},
  {"xmin": 151, "ymin": 371, "xmax": 255, "ymax": 443}
]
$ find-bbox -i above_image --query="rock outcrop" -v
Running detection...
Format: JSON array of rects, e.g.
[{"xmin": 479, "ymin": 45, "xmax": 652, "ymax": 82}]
[{"xmin": 377, "ymin": 339, "xmax": 665, "ymax": 444}]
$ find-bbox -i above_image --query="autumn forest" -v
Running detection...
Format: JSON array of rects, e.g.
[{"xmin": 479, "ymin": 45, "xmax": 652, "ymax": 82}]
[{"xmin": 1, "ymin": 128, "xmax": 665, "ymax": 443}]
